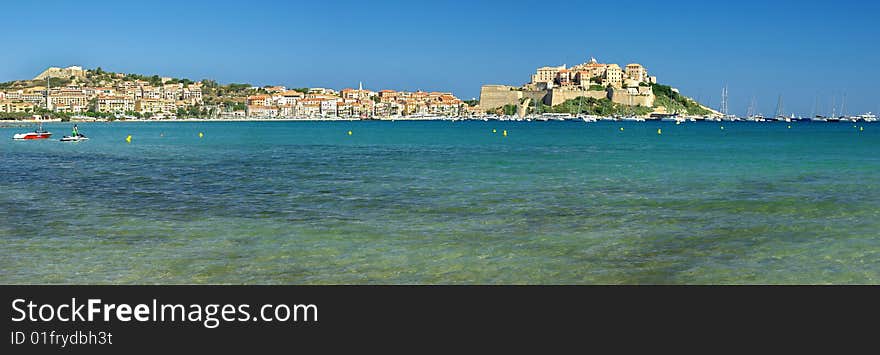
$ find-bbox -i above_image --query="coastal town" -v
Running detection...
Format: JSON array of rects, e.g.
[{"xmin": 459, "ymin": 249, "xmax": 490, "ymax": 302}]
[
  {"xmin": 0, "ymin": 66, "xmax": 479, "ymax": 121},
  {"xmin": 0, "ymin": 62, "xmax": 876, "ymax": 122}
]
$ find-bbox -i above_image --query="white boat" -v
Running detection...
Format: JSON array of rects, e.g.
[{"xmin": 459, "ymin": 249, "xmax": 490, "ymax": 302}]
[
  {"xmin": 60, "ymin": 135, "xmax": 89, "ymax": 142},
  {"xmin": 858, "ymin": 112, "xmax": 877, "ymax": 122},
  {"xmin": 619, "ymin": 116, "xmax": 645, "ymax": 122},
  {"xmin": 721, "ymin": 115, "xmax": 740, "ymax": 122},
  {"xmin": 746, "ymin": 115, "xmax": 766, "ymax": 122},
  {"xmin": 578, "ymin": 115, "xmax": 598, "ymax": 123},
  {"xmin": 540, "ymin": 113, "xmax": 571, "ymax": 121}
]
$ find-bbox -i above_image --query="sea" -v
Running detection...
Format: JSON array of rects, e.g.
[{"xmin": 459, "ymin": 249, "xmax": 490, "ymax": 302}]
[{"xmin": 1, "ymin": 120, "xmax": 878, "ymax": 284}]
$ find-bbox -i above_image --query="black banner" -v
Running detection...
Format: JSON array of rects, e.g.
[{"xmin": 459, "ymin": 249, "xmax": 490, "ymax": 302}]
[{"xmin": 1, "ymin": 286, "xmax": 875, "ymax": 353}]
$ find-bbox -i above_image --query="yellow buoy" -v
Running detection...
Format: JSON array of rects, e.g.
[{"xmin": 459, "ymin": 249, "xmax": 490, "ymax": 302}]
[
  {"xmin": 199, "ymin": 132, "xmax": 204, "ymax": 138},
  {"xmin": 657, "ymin": 128, "xmax": 662, "ymax": 135},
  {"xmin": 860, "ymin": 126, "xmax": 864, "ymax": 131},
  {"xmin": 502, "ymin": 130, "xmax": 507, "ymax": 136},
  {"xmin": 125, "ymin": 135, "xmax": 132, "ymax": 143},
  {"xmin": 720, "ymin": 126, "xmax": 725, "ymax": 130},
  {"xmin": 619, "ymin": 127, "xmax": 624, "ymax": 131},
  {"xmin": 347, "ymin": 130, "xmax": 352, "ymax": 136},
  {"xmin": 492, "ymin": 129, "xmax": 497, "ymax": 133},
  {"xmin": 787, "ymin": 125, "xmax": 791, "ymax": 129},
  {"xmin": 675, "ymin": 121, "xmax": 681, "ymax": 125}
]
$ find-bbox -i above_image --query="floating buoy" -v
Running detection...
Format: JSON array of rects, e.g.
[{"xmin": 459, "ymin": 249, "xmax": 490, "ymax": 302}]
[
  {"xmin": 657, "ymin": 128, "xmax": 662, "ymax": 135},
  {"xmin": 347, "ymin": 130, "xmax": 352, "ymax": 136},
  {"xmin": 619, "ymin": 127, "xmax": 624, "ymax": 131},
  {"xmin": 125, "ymin": 135, "xmax": 132, "ymax": 143},
  {"xmin": 492, "ymin": 129, "xmax": 497, "ymax": 133},
  {"xmin": 160, "ymin": 133, "xmax": 164, "ymax": 137},
  {"xmin": 787, "ymin": 125, "xmax": 791, "ymax": 129},
  {"xmin": 860, "ymin": 126, "xmax": 864, "ymax": 131},
  {"xmin": 720, "ymin": 126, "xmax": 725, "ymax": 130},
  {"xmin": 199, "ymin": 132, "xmax": 204, "ymax": 138},
  {"xmin": 502, "ymin": 130, "xmax": 507, "ymax": 136},
  {"xmin": 675, "ymin": 121, "xmax": 681, "ymax": 125}
]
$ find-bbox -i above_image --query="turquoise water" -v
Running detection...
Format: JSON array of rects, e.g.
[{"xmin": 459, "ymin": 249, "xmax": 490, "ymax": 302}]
[{"xmin": 1, "ymin": 120, "xmax": 878, "ymax": 284}]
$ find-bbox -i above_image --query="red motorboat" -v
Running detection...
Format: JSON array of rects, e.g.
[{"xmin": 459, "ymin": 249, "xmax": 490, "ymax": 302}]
[{"xmin": 13, "ymin": 124, "xmax": 52, "ymax": 140}]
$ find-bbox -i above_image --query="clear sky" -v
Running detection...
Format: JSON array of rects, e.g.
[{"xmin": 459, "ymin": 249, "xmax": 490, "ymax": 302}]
[{"xmin": 1, "ymin": 0, "xmax": 878, "ymax": 116}]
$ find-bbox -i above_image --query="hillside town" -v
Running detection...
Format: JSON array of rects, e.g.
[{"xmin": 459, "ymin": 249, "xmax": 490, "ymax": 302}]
[
  {"xmin": 0, "ymin": 66, "xmax": 475, "ymax": 120},
  {"xmin": 244, "ymin": 83, "xmax": 472, "ymax": 119}
]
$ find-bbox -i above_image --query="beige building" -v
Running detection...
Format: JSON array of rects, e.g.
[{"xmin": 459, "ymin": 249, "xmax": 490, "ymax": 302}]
[
  {"xmin": 135, "ymin": 98, "xmax": 166, "ymax": 114},
  {"xmin": 571, "ymin": 57, "xmax": 608, "ymax": 79},
  {"xmin": 20, "ymin": 92, "xmax": 46, "ymax": 106},
  {"xmin": 603, "ymin": 64, "xmax": 623, "ymax": 88},
  {"xmin": 49, "ymin": 91, "xmax": 89, "ymax": 112},
  {"xmin": 97, "ymin": 95, "xmax": 135, "ymax": 113},
  {"xmin": 531, "ymin": 65, "xmax": 566, "ymax": 85},
  {"xmin": 625, "ymin": 64, "xmax": 649, "ymax": 83},
  {"xmin": 0, "ymin": 100, "xmax": 36, "ymax": 113}
]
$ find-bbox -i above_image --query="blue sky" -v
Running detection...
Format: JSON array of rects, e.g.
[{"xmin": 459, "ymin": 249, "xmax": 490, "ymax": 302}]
[{"xmin": 1, "ymin": 0, "xmax": 878, "ymax": 115}]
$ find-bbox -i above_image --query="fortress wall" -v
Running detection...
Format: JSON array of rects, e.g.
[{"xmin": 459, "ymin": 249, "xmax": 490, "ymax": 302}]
[
  {"xmin": 479, "ymin": 85, "xmax": 523, "ymax": 110},
  {"xmin": 34, "ymin": 66, "xmax": 86, "ymax": 81},
  {"xmin": 548, "ymin": 89, "xmax": 608, "ymax": 106},
  {"xmin": 609, "ymin": 88, "xmax": 655, "ymax": 108}
]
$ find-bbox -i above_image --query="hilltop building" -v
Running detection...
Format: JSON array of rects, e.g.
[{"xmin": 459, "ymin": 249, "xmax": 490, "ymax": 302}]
[
  {"xmin": 34, "ymin": 66, "xmax": 86, "ymax": 81},
  {"xmin": 481, "ymin": 56, "xmax": 659, "ymax": 113}
]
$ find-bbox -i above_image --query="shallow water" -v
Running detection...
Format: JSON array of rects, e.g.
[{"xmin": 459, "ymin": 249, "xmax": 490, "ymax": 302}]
[{"xmin": 1, "ymin": 120, "xmax": 878, "ymax": 284}]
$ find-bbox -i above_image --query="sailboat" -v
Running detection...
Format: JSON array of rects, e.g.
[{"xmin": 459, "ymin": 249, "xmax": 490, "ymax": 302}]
[
  {"xmin": 811, "ymin": 95, "xmax": 827, "ymax": 121},
  {"xmin": 826, "ymin": 95, "xmax": 840, "ymax": 122},
  {"xmin": 773, "ymin": 94, "xmax": 790, "ymax": 122}
]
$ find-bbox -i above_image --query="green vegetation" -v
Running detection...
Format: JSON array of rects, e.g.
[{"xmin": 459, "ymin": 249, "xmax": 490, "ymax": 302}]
[
  {"xmin": 463, "ymin": 99, "xmax": 479, "ymax": 106},
  {"xmin": 588, "ymin": 85, "xmax": 606, "ymax": 91},
  {"xmin": 83, "ymin": 111, "xmax": 116, "ymax": 119},
  {"xmin": 487, "ymin": 104, "xmax": 518, "ymax": 115},
  {"xmin": 122, "ymin": 73, "xmax": 164, "ymax": 86},
  {"xmin": 548, "ymin": 97, "xmax": 652, "ymax": 116},
  {"xmin": 651, "ymin": 83, "xmax": 711, "ymax": 115},
  {"xmin": 46, "ymin": 77, "xmax": 71, "ymax": 88},
  {"xmin": 223, "ymin": 101, "xmax": 246, "ymax": 111},
  {"xmin": 0, "ymin": 111, "xmax": 38, "ymax": 120}
]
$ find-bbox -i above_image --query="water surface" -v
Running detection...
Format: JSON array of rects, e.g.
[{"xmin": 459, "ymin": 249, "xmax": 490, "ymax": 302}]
[{"xmin": 1, "ymin": 121, "xmax": 878, "ymax": 284}]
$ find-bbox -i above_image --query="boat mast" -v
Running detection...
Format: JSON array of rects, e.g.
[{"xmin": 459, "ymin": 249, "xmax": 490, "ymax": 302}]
[
  {"xmin": 831, "ymin": 94, "xmax": 836, "ymax": 118},
  {"xmin": 720, "ymin": 85, "xmax": 729, "ymax": 117},
  {"xmin": 746, "ymin": 98, "xmax": 751, "ymax": 118},
  {"xmin": 775, "ymin": 94, "xmax": 783, "ymax": 118}
]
